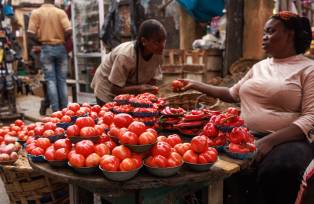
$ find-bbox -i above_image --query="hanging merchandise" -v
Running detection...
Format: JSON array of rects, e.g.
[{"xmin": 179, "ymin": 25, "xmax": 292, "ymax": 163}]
[
  {"xmin": 176, "ymin": 0, "xmax": 224, "ymax": 22},
  {"xmin": 3, "ymin": 4, "xmax": 13, "ymax": 17}
]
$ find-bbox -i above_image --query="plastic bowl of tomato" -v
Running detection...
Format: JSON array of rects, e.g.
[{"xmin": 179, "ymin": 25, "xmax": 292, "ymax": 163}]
[
  {"xmin": 99, "ymin": 164, "xmax": 142, "ymax": 181},
  {"xmin": 144, "ymin": 162, "xmax": 183, "ymax": 177},
  {"xmin": 68, "ymin": 162, "xmax": 99, "ymax": 174},
  {"xmin": 124, "ymin": 142, "xmax": 156, "ymax": 153},
  {"xmin": 68, "ymin": 136, "xmax": 100, "ymax": 144},
  {"xmin": 184, "ymin": 161, "xmax": 215, "ymax": 172},
  {"xmin": 223, "ymin": 146, "xmax": 256, "ymax": 160}
]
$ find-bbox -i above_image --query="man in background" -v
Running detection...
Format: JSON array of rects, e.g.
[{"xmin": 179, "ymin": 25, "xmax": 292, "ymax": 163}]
[{"xmin": 27, "ymin": 0, "xmax": 72, "ymax": 112}]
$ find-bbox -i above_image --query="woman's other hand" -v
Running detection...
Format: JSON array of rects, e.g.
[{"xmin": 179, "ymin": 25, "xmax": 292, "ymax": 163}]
[
  {"xmin": 179, "ymin": 79, "xmax": 202, "ymax": 91},
  {"xmin": 255, "ymin": 137, "xmax": 275, "ymax": 162}
]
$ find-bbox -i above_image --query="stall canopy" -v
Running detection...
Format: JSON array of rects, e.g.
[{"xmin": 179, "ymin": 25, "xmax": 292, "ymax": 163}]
[{"xmin": 176, "ymin": 0, "xmax": 224, "ymax": 22}]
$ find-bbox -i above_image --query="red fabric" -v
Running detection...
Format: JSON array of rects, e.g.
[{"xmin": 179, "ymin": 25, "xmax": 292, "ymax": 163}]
[{"xmin": 295, "ymin": 160, "xmax": 314, "ymax": 204}]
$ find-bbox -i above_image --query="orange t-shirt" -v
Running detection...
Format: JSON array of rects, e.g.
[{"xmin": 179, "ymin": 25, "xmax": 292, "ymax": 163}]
[
  {"xmin": 230, "ymin": 55, "xmax": 314, "ymax": 142},
  {"xmin": 28, "ymin": 4, "xmax": 71, "ymax": 45}
]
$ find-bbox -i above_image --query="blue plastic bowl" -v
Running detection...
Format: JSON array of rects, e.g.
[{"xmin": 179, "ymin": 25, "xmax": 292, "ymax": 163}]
[
  {"xmin": 224, "ymin": 146, "xmax": 256, "ymax": 160},
  {"xmin": 27, "ymin": 154, "xmax": 46, "ymax": 162}
]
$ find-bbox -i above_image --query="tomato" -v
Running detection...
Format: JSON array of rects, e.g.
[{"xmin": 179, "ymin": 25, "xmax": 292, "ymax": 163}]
[
  {"xmin": 27, "ymin": 124, "xmax": 36, "ymax": 131},
  {"xmin": 146, "ymin": 128, "xmax": 158, "ymax": 137},
  {"xmin": 69, "ymin": 153, "xmax": 85, "ymax": 168},
  {"xmin": 31, "ymin": 147, "xmax": 45, "ymax": 156},
  {"xmin": 75, "ymin": 140, "xmax": 95, "ymax": 157},
  {"xmin": 75, "ymin": 117, "xmax": 95, "ymax": 129},
  {"xmin": 76, "ymin": 109, "xmax": 86, "ymax": 116},
  {"xmin": 174, "ymin": 143, "xmax": 191, "ymax": 156},
  {"xmin": 145, "ymin": 156, "xmax": 155, "ymax": 167},
  {"xmin": 81, "ymin": 103, "xmax": 91, "ymax": 108},
  {"xmin": 61, "ymin": 108, "xmax": 68, "ymax": 114},
  {"xmin": 212, "ymin": 132, "xmax": 227, "ymax": 146},
  {"xmin": 128, "ymin": 121, "xmax": 146, "ymax": 136},
  {"xmin": 112, "ymin": 145, "xmax": 132, "ymax": 161},
  {"xmin": 80, "ymin": 127, "xmax": 97, "ymax": 138},
  {"xmin": 131, "ymin": 153, "xmax": 143, "ymax": 168},
  {"xmin": 34, "ymin": 126, "xmax": 45, "ymax": 136},
  {"xmin": 151, "ymin": 141, "xmax": 171, "ymax": 158},
  {"xmin": 26, "ymin": 136, "xmax": 36, "ymax": 145},
  {"xmin": 108, "ymin": 126, "xmax": 120, "ymax": 138},
  {"xmin": 227, "ymin": 107, "xmax": 239, "ymax": 116},
  {"xmin": 15, "ymin": 119, "xmax": 24, "ymax": 127},
  {"xmin": 228, "ymin": 143, "xmax": 256, "ymax": 153},
  {"xmin": 95, "ymin": 144, "xmax": 110, "ymax": 157},
  {"xmin": 94, "ymin": 124, "xmax": 105, "ymax": 136},
  {"xmin": 172, "ymin": 80, "xmax": 184, "ymax": 92},
  {"xmin": 44, "ymin": 146, "xmax": 55, "ymax": 160},
  {"xmin": 113, "ymin": 113, "xmax": 134, "ymax": 128},
  {"xmin": 157, "ymin": 135, "xmax": 167, "ymax": 142},
  {"xmin": 166, "ymin": 134, "xmax": 182, "ymax": 147},
  {"xmin": 104, "ymin": 140, "xmax": 117, "ymax": 151},
  {"xmin": 68, "ymin": 103, "xmax": 81, "ymax": 113},
  {"xmin": 119, "ymin": 131, "xmax": 138, "ymax": 145},
  {"xmin": 168, "ymin": 152, "xmax": 183, "ymax": 167},
  {"xmin": 43, "ymin": 122, "xmax": 57, "ymax": 131},
  {"xmin": 54, "ymin": 148, "xmax": 69, "ymax": 161},
  {"xmin": 138, "ymin": 132, "xmax": 156, "ymax": 145},
  {"xmin": 35, "ymin": 138, "xmax": 51, "ymax": 150},
  {"xmin": 65, "ymin": 110, "xmax": 75, "ymax": 117},
  {"xmin": 55, "ymin": 127, "xmax": 65, "ymax": 135},
  {"xmin": 54, "ymin": 139, "xmax": 72, "ymax": 150},
  {"xmin": 66, "ymin": 125, "xmax": 80, "ymax": 137},
  {"xmin": 51, "ymin": 111, "xmax": 63, "ymax": 119},
  {"xmin": 152, "ymin": 155, "xmax": 168, "ymax": 168},
  {"xmin": 100, "ymin": 155, "xmax": 120, "ymax": 171},
  {"xmin": 102, "ymin": 112, "xmax": 114, "ymax": 125},
  {"xmin": 61, "ymin": 115, "xmax": 72, "ymax": 123},
  {"xmin": 202, "ymin": 123, "xmax": 219, "ymax": 138},
  {"xmin": 91, "ymin": 105, "xmax": 101, "ymax": 114},
  {"xmin": 119, "ymin": 158, "xmax": 137, "ymax": 171},
  {"xmin": 198, "ymin": 148, "xmax": 217, "ymax": 164},
  {"xmin": 99, "ymin": 134, "xmax": 110, "ymax": 143},
  {"xmin": 80, "ymin": 107, "xmax": 91, "ymax": 114},
  {"xmin": 26, "ymin": 143, "xmax": 36, "ymax": 154},
  {"xmin": 89, "ymin": 112, "xmax": 98, "ymax": 121},
  {"xmin": 43, "ymin": 129, "xmax": 55, "ymax": 137},
  {"xmin": 191, "ymin": 136, "xmax": 208, "ymax": 153},
  {"xmin": 183, "ymin": 150, "xmax": 198, "ymax": 164},
  {"xmin": 85, "ymin": 153, "xmax": 100, "ymax": 167}
]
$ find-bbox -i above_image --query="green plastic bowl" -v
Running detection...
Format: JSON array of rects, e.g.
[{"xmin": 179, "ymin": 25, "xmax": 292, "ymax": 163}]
[
  {"xmin": 184, "ymin": 161, "xmax": 214, "ymax": 172},
  {"xmin": 144, "ymin": 163, "xmax": 182, "ymax": 177},
  {"xmin": 99, "ymin": 165, "xmax": 142, "ymax": 181}
]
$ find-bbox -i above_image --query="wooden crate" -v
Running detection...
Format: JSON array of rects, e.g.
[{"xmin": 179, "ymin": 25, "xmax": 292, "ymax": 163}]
[{"xmin": 0, "ymin": 153, "xmax": 69, "ymax": 204}]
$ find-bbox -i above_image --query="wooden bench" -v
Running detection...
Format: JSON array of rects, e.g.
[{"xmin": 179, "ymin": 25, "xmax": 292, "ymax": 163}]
[{"xmin": 29, "ymin": 154, "xmax": 252, "ymax": 204}]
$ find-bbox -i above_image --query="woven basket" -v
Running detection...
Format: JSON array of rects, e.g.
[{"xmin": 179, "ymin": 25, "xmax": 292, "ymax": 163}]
[
  {"xmin": 164, "ymin": 92, "xmax": 220, "ymax": 111},
  {"xmin": 0, "ymin": 151, "xmax": 69, "ymax": 204}
]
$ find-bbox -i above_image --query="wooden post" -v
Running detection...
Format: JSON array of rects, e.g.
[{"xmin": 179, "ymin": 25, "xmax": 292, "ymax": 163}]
[
  {"xmin": 178, "ymin": 5, "xmax": 196, "ymax": 50},
  {"xmin": 242, "ymin": 0, "xmax": 274, "ymax": 59},
  {"xmin": 224, "ymin": 0, "xmax": 244, "ymax": 77}
]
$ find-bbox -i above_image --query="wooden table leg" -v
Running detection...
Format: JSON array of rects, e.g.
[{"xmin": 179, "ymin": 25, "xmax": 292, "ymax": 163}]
[
  {"xmin": 208, "ymin": 180, "xmax": 223, "ymax": 204},
  {"xmin": 69, "ymin": 184, "xmax": 94, "ymax": 204}
]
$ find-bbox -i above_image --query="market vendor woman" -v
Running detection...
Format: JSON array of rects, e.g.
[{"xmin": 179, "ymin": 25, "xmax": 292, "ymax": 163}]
[
  {"xmin": 91, "ymin": 19, "xmax": 166, "ymax": 106},
  {"xmin": 180, "ymin": 11, "xmax": 314, "ymax": 204}
]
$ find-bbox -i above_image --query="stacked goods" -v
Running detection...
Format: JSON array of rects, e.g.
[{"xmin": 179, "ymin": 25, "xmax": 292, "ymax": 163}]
[
  {"xmin": 182, "ymin": 135, "xmax": 218, "ymax": 171},
  {"xmin": 201, "ymin": 123, "xmax": 227, "ymax": 149},
  {"xmin": 112, "ymin": 93, "xmax": 162, "ymax": 127},
  {"xmin": 175, "ymin": 109, "xmax": 212, "ymax": 136},
  {"xmin": 159, "ymin": 106, "xmax": 186, "ymax": 130},
  {"xmin": 225, "ymin": 127, "xmax": 256, "ymax": 159},
  {"xmin": 66, "ymin": 116, "xmax": 105, "ymax": 143},
  {"xmin": 144, "ymin": 141, "xmax": 183, "ymax": 177},
  {"xmin": 210, "ymin": 107, "xmax": 244, "ymax": 132}
]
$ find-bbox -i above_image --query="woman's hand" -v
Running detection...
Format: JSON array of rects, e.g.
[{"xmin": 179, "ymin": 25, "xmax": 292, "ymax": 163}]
[
  {"xmin": 179, "ymin": 79, "xmax": 202, "ymax": 92},
  {"xmin": 255, "ymin": 137, "xmax": 275, "ymax": 162}
]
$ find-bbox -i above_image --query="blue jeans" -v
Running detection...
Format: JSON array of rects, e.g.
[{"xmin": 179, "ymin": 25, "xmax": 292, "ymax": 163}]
[{"xmin": 40, "ymin": 45, "xmax": 68, "ymax": 112}]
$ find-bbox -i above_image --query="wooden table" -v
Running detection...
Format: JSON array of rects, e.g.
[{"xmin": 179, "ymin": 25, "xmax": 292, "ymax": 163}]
[{"xmin": 29, "ymin": 155, "xmax": 251, "ymax": 204}]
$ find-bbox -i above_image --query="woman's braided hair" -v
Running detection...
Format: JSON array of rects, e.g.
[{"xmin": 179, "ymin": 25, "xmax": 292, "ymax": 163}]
[{"xmin": 271, "ymin": 11, "xmax": 312, "ymax": 54}]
